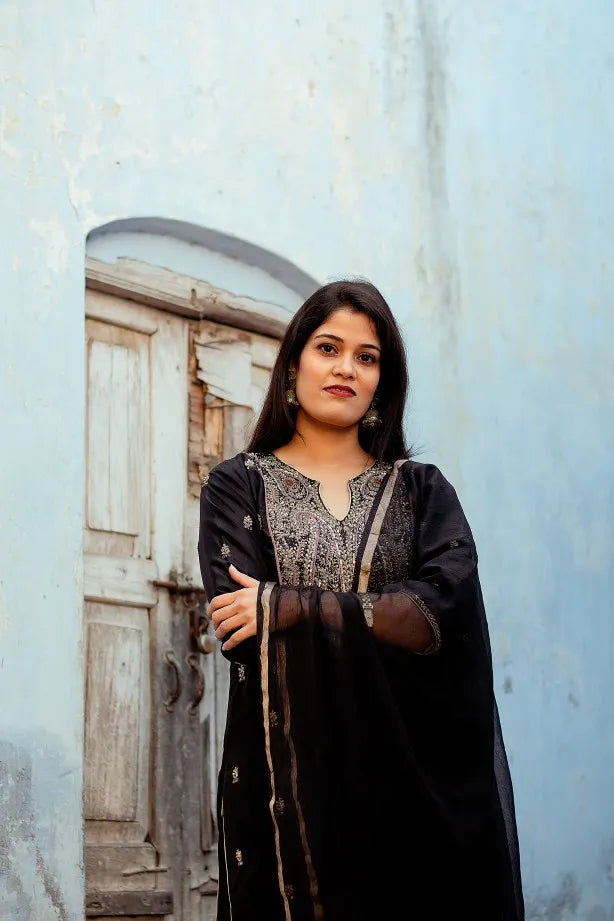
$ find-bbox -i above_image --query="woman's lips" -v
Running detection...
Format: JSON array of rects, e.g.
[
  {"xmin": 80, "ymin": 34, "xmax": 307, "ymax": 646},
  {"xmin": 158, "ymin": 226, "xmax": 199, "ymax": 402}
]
[{"xmin": 324, "ymin": 386, "xmax": 356, "ymax": 398}]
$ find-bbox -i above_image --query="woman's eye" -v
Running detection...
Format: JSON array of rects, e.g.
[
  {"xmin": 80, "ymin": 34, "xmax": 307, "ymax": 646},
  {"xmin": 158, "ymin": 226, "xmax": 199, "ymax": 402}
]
[
  {"xmin": 359, "ymin": 353, "xmax": 377, "ymax": 364},
  {"xmin": 317, "ymin": 343, "xmax": 336, "ymax": 354}
]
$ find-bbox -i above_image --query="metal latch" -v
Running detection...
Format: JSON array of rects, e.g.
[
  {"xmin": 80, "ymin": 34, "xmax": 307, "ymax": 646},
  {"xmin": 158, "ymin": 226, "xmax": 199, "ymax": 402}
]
[{"xmin": 152, "ymin": 575, "xmax": 214, "ymax": 655}]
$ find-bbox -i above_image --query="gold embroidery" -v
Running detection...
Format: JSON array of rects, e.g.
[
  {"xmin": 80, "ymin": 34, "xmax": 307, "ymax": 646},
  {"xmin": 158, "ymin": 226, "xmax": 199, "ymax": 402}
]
[
  {"xmin": 406, "ymin": 592, "xmax": 442, "ymax": 654},
  {"xmin": 284, "ymin": 883, "xmax": 295, "ymax": 900},
  {"xmin": 246, "ymin": 452, "xmax": 391, "ymax": 592},
  {"xmin": 235, "ymin": 849, "xmax": 243, "ymax": 866},
  {"xmin": 201, "ymin": 472, "xmax": 209, "ymax": 485},
  {"xmin": 231, "ymin": 765, "xmax": 239, "ymax": 783},
  {"xmin": 274, "ymin": 796, "xmax": 285, "ymax": 815},
  {"xmin": 270, "ymin": 710, "xmax": 279, "ymax": 727},
  {"xmin": 243, "ymin": 515, "xmax": 253, "ymax": 530},
  {"xmin": 358, "ymin": 593, "xmax": 374, "ymax": 628},
  {"xmin": 221, "ymin": 542, "xmax": 230, "ymax": 559},
  {"xmin": 238, "ymin": 663, "xmax": 246, "ymax": 682}
]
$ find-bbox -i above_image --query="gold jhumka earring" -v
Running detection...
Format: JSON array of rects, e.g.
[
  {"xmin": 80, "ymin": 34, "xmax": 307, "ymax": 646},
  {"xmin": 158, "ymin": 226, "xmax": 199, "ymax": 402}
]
[
  {"xmin": 286, "ymin": 369, "xmax": 299, "ymax": 407},
  {"xmin": 361, "ymin": 400, "xmax": 382, "ymax": 427}
]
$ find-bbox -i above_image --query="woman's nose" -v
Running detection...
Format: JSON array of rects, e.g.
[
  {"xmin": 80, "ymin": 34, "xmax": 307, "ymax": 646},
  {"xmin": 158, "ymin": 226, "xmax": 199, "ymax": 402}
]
[{"xmin": 333, "ymin": 355, "xmax": 356, "ymax": 377}]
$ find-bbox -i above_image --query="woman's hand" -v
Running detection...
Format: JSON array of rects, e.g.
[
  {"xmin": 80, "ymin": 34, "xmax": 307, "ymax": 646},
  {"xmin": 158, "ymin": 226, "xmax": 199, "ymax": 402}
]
[{"xmin": 207, "ymin": 564, "xmax": 260, "ymax": 651}]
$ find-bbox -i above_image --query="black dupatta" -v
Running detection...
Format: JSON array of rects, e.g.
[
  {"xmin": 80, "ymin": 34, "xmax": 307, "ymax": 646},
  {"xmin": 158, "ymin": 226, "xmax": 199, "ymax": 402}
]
[{"xmin": 199, "ymin": 454, "xmax": 524, "ymax": 921}]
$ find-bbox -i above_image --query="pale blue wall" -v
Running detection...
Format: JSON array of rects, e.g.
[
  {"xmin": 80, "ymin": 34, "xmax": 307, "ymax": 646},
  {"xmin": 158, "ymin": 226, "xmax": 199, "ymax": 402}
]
[
  {"xmin": 403, "ymin": 5, "xmax": 614, "ymax": 917},
  {"xmin": 1, "ymin": 1, "xmax": 612, "ymax": 918}
]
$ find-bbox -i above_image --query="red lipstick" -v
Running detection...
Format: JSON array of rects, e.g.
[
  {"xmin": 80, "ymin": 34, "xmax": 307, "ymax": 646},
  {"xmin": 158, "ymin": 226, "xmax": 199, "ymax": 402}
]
[{"xmin": 324, "ymin": 385, "xmax": 356, "ymax": 397}]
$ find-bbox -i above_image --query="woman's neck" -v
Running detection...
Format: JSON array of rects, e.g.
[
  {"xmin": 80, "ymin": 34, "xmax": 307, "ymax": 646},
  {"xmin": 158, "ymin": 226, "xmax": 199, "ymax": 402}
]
[{"xmin": 275, "ymin": 411, "xmax": 371, "ymax": 473}]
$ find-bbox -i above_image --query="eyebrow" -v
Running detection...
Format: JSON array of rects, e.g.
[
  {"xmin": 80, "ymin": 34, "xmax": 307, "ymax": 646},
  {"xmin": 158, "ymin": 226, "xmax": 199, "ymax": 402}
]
[{"xmin": 314, "ymin": 333, "xmax": 381, "ymax": 352}]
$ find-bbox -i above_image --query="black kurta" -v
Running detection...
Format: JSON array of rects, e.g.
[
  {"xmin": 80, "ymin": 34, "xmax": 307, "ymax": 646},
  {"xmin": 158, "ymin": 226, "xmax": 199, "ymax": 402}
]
[{"xmin": 198, "ymin": 452, "xmax": 524, "ymax": 921}]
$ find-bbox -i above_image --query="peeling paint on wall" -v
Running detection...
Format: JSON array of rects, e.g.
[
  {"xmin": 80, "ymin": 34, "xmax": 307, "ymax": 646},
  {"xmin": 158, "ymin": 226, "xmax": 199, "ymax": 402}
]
[
  {"xmin": 29, "ymin": 216, "xmax": 70, "ymax": 275},
  {"xmin": 0, "ymin": 109, "xmax": 22, "ymax": 161}
]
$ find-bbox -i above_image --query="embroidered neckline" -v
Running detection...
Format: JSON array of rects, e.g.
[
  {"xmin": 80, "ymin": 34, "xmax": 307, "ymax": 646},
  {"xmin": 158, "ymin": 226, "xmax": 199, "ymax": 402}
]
[
  {"xmin": 245, "ymin": 451, "xmax": 409, "ymax": 593},
  {"xmin": 269, "ymin": 452, "xmax": 378, "ymax": 487},
  {"xmin": 263, "ymin": 452, "xmax": 386, "ymax": 523}
]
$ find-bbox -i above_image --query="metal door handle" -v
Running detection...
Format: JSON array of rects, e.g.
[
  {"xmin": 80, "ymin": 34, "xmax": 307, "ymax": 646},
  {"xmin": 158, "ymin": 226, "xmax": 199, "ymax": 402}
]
[
  {"xmin": 186, "ymin": 652, "xmax": 205, "ymax": 715},
  {"xmin": 163, "ymin": 650, "xmax": 181, "ymax": 712}
]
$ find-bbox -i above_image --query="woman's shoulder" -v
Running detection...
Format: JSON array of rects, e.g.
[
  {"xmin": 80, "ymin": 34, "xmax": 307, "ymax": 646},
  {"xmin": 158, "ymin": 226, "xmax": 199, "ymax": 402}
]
[
  {"xmin": 398, "ymin": 458, "xmax": 458, "ymax": 495},
  {"xmin": 201, "ymin": 452, "xmax": 256, "ymax": 489}
]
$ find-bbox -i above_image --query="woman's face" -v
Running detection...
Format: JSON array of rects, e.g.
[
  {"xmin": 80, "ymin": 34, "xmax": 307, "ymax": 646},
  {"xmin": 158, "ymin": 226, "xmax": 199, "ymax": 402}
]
[{"xmin": 292, "ymin": 307, "xmax": 381, "ymax": 429}]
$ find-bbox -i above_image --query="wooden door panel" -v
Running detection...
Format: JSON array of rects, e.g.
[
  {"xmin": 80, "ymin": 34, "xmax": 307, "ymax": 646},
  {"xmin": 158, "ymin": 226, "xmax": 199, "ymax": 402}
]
[
  {"xmin": 84, "ymin": 603, "xmax": 150, "ymax": 843},
  {"xmin": 85, "ymin": 844, "xmax": 159, "ymax": 892},
  {"xmin": 84, "ymin": 555, "xmax": 158, "ymax": 608},
  {"xmin": 85, "ymin": 318, "xmax": 150, "ymax": 559}
]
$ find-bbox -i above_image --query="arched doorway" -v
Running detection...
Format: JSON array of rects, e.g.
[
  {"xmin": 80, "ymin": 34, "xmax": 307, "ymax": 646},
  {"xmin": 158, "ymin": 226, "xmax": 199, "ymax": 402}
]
[{"xmin": 82, "ymin": 219, "xmax": 317, "ymax": 920}]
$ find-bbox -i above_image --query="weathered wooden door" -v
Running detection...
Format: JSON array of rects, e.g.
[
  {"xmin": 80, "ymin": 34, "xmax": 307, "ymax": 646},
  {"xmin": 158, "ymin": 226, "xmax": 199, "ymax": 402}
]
[{"xmin": 83, "ymin": 287, "xmax": 278, "ymax": 921}]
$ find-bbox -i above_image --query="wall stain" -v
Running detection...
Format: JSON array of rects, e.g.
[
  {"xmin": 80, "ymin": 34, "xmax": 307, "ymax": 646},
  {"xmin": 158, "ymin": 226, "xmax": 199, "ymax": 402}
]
[
  {"xmin": 526, "ymin": 872, "xmax": 581, "ymax": 921},
  {"xmin": 35, "ymin": 846, "xmax": 69, "ymax": 921},
  {"xmin": 0, "ymin": 740, "xmax": 71, "ymax": 921},
  {"xmin": 415, "ymin": 0, "xmax": 461, "ymax": 377}
]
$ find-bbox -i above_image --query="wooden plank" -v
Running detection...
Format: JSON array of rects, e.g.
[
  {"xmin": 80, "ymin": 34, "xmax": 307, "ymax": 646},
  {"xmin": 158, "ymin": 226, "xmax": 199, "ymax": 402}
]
[
  {"xmin": 90, "ymin": 917, "xmax": 167, "ymax": 921},
  {"xmin": 84, "ymin": 555, "xmax": 158, "ymax": 607},
  {"xmin": 223, "ymin": 404, "xmax": 254, "ymax": 461},
  {"xmin": 84, "ymin": 604, "xmax": 151, "ymax": 843},
  {"xmin": 84, "ymin": 620, "xmax": 142, "ymax": 821},
  {"xmin": 149, "ymin": 312, "xmax": 187, "ymax": 576},
  {"xmin": 86, "ymin": 289, "xmax": 160, "ymax": 334},
  {"xmin": 250, "ymin": 334, "xmax": 279, "ymax": 370},
  {"xmin": 86, "ymin": 845, "xmax": 158, "ymax": 892},
  {"xmin": 109, "ymin": 344, "xmax": 140, "ymax": 536},
  {"xmin": 86, "ymin": 890, "xmax": 173, "ymax": 916},
  {"xmin": 202, "ymin": 403, "xmax": 224, "ymax": 463},
  {"xmin": 199, "ymin": 717, "xmax": 214, "ymax": 852},
  {"xmin": 251, "ymin": 364, "xmax": 270, "ymax": 419},
  {"xmin": 194, "ymin": 338, "xmax": 253, "ymax": 406},
  {"xmin": 134, "ymin": 325, "xmax": 151, "ymax": 560},
  {"xmin": 87, "ymin": 339, "xmax": 113, "ymax": 532},
  {"xmin": 86, "ymin": 256, "xmax": 290, "ymax": 338},
  {"xmin": 149, "ymin": 594, "xmax": 184, "ymax": 921}
]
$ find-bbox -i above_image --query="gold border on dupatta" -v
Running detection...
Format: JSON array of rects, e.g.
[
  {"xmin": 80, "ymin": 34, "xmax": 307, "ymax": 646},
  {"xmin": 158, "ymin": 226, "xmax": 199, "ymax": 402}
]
[
  {"xmin": 277, "ymin": 641, "xmax": 324, "ymax": 920},
  {"xmin": 357, "ymin": 458, "xmax": 409, "ymax": 592},
  {"xmin": 260, "ymin": 582, "xmax": 292, "ymax": 921}
]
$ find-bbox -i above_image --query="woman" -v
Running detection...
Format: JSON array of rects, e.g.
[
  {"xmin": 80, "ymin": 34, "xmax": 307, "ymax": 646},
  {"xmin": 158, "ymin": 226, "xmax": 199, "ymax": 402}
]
[{"xmin": 198, "ymin": 280, "xmax": 524, "ymax": 921}]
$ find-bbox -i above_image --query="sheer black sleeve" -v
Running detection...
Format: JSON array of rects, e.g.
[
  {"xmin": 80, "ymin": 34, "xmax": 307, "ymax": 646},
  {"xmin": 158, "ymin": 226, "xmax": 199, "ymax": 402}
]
[
  {"xmin": 255, "ymin": 463, "xmax": 480, "ymax": 655},
  {"xmin": 360, "ymin": 463, "xmax": 480, "ymax": 653}
]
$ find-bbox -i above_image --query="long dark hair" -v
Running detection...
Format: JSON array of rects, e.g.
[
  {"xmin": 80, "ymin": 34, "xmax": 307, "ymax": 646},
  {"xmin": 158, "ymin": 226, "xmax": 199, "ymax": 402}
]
[{"xmin": 247, "ymin": 280, "xmax": 411, "ymax": 461}]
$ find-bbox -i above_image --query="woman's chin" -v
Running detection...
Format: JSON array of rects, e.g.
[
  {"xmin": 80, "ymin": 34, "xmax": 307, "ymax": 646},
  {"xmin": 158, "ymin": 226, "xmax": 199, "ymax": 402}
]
[{"xmin": 298, "ymin": 406, "xmax": 363, "ymax": 430}]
